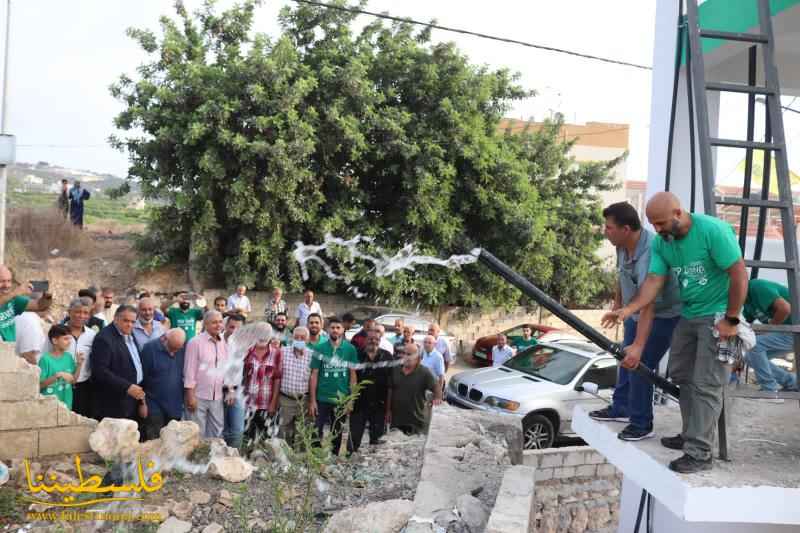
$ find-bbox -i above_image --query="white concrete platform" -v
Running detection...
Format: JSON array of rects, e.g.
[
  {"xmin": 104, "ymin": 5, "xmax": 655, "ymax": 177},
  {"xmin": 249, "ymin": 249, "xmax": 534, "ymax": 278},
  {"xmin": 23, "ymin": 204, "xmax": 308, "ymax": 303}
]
[{"xmin": 572, "ymin": 400, "xmax": 800, "ymax": 528}]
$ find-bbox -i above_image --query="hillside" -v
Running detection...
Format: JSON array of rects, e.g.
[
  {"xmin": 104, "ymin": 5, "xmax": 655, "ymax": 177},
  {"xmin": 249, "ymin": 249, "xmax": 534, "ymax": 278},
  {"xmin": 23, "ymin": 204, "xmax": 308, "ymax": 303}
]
[{"xmin": 8, "ymin": 161, "xmax": 138, "ymax": 195}]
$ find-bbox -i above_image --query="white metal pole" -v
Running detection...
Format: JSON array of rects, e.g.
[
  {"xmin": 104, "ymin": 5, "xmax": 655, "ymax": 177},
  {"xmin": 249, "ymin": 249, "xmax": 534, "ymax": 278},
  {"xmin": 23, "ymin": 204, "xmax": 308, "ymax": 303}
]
[{"xmin": 0, "ymin": 0, "xmax": 11, "ymax": 264}]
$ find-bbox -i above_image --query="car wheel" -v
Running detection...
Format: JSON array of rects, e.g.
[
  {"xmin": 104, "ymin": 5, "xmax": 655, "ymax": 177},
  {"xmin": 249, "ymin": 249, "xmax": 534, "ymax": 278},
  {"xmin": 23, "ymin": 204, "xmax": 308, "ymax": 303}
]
[{"xmin": 523, "ymin": 414, "xmax": 555, "ymax": 450}]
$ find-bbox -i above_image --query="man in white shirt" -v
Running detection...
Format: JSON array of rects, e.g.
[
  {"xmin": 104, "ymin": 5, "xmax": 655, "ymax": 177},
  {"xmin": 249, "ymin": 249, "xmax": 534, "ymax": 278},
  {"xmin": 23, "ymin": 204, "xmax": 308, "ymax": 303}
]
[
  {"xmin": 296, "ymin": 289, "xmax": 322, "ymax": 328},
  {"xmin": 15, "ymin": 311, "xmax": 46, "ymax": 364},
  {"xmin": 491, "ymin": 334, "xmax": 515, "ymax": 367},
  {"xmin": 420, "ymin": 335, "xmax": 445, "ymax": 390},
  {"xmin": 45, "ymin": 297, "xmax": 97, "ymax": 417},
  {"xmin": 100, "ymin": 287, "xmax": 119, "ymax": 325},
  {"xmin": 375, "ymin": 324, "xmax": 395, "ymax": 355},
  {"xmin": 226, "ymin": 285, "xmax": 252, "ymax": 318},
  {"xmin": 428, "ymin": 323, "xmax": 453, "ymax": 371}
]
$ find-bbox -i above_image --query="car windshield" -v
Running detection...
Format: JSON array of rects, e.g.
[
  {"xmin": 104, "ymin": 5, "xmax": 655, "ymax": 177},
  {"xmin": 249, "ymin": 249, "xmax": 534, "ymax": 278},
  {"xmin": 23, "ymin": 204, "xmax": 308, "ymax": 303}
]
[{"xmin": 504, "ymin": 345, "xmax": 589, "ymax": 385}]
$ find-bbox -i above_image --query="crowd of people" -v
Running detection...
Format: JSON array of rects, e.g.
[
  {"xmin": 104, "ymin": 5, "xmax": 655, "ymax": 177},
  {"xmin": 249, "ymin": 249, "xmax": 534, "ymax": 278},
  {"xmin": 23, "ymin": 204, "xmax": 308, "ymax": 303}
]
[
  {"xmin": 593, "ymin": 195, "xmax": 798, "ymax": 474},
  {"xmin": 0, "ymin": 277, "xmax": 448, "ymax": 456}
]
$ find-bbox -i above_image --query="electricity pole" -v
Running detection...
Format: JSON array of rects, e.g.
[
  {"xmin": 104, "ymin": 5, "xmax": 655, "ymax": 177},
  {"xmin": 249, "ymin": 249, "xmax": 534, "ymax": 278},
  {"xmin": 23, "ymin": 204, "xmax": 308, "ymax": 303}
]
[{"xmin": 0, "ymin": 0, "xmax": 12, "ymax": 264}]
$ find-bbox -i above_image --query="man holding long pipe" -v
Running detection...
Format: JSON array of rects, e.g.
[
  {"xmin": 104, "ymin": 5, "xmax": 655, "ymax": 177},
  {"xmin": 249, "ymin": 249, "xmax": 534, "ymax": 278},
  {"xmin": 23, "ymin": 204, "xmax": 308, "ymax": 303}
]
[
  {"xmin": 592, "ymin": 202, "xmax": 682, "ymax": 442},
  {"xmin": 605, "ymin": 192, "xmax": 747, "ymax": 473}
]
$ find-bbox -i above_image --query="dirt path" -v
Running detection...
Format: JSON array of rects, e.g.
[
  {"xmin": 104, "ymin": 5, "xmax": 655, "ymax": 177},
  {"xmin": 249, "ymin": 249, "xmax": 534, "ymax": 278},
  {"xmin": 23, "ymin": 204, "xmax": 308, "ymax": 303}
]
[{"xmin": 10, "ymin": 220, "xmax": 187, "ymax": 317}]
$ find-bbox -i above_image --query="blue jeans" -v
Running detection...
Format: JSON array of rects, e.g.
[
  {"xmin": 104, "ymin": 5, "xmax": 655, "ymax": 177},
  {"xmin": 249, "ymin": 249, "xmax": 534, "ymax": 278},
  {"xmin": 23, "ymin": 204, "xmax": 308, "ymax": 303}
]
[
  {"xmin": 746, "ymin": 333, "xmax": 797, "ymax": 392},
  {"xmin": 223, "ymin": 398, "xmax": 245, "ymax": 449},
  {"xmin": 610, "ymin": 316, "xmax": 680, "ymax": 430}
]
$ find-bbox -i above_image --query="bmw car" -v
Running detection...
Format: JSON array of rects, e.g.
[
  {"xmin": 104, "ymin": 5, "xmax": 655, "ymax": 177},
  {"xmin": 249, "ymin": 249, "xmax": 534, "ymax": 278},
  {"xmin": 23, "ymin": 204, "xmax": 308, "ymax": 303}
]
[{"xmin": 447, "ymin": 340, "xmax": 618, "ymax": 449}]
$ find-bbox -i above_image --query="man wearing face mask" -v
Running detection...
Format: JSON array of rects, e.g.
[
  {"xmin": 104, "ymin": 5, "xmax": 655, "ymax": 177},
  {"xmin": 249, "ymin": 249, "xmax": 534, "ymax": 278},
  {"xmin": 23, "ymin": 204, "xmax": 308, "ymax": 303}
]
[
  {"xmin": 277, "ymin": 327, "xmax": 313, "ymax": 446},
  {"xmin": 605, "ymin": 192, "xmax": 747, "ymax": 474},
  {"xmin": 164, "ymin": 291, "xmax": 205, "ymax": 341}
]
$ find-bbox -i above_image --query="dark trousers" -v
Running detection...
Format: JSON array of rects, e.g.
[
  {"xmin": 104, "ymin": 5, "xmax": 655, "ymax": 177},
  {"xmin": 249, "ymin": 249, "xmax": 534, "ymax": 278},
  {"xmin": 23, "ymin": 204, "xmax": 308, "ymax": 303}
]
[
  {"xmin": 245, "ymin": 409, "xmax": 278, "ymax": 441},
  {"xmin": 142, "ymin": 412, "xmax": 178, "ymax": 441},
  {"xmin": 73, "ymin": 381, "xmax": 94, "ymax": 419},
  {"xmin": 315, "ymin": 401, "xmax": 345, "ymax": 455},
  {"xmin": 348, "ymin": 403, "xmax": 386, "ymax": 453},
  {"xmin": 610, "ymin": 316, "xmax": 680, "ymax": 429}
]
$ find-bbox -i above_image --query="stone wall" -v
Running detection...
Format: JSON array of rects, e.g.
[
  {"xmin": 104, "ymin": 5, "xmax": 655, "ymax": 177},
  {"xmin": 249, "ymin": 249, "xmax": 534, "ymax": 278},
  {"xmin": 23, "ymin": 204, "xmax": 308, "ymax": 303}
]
[
  {"xmin": 0, "ymin": 342, "xmax": 96, "ymax": 460},
  {"xmin": 201, "ymin": 290, "xmax": 621, "ymax": 355},
  {"xmin": 523, "ymin": 446, "xmax": 621, "ymax": 533}
]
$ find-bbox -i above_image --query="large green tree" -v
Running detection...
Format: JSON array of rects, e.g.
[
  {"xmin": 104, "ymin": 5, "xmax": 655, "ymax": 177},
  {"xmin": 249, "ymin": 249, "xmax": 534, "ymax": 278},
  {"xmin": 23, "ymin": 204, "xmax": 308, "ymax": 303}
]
[{"xmin": 111, "ymin": 0, "xmax": 618, "ymax": 307}]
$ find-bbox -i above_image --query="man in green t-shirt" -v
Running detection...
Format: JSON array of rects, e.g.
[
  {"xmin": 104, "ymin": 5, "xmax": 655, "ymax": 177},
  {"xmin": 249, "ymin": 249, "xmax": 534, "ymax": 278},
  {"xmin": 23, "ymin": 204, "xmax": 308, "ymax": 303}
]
[
  {"xmin": 511, "ymin": 324, "xmax": 538, "ymax": 352},
  {"xmin": 608, "ymin": 192, "xmax": 748, "ymax": 474},
  {"xmin": 742, "ymin": 279, "xmax": 797, "ymax": 393},
  {"xmin": 0, "ymin": 265, "xmax": 53, "ymax": 342},
  {"xmin": 308, "ymin": 316, "xmax": 357, "ymax": 456},
  {"xmin": 164, "ymin": 292, "xmax": 205, "ymax": 340}
]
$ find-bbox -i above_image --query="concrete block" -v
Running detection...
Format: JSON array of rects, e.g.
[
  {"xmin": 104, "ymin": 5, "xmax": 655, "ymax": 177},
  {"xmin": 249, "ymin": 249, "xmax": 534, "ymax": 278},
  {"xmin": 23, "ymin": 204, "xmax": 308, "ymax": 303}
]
[
  {"xmin": 539, "ymin": 451, "xmax": 563, "ymax": 468},
  {"xmin": 554, "ymin": 466, "xmax": 576, "ymax": 479},
  {"xmin": 535, "ymin": 467, "xmax": 553, "ymax": 481},
  {"xmin": 0, "ymin": 368, "xmax": 40, "ymax": 400},
  {"xmin": 586, "ymin": 451, "xmax": 607, "ymax": 465},
  {"xmin": 0, "ymin": 429, "xmax": 38, "ymax": 459},
  {"xmin": 597, "ymin": 464, "xmax": 618, "ymax": 477},
  {"xmin": 563, "ymin": 451, "xmax": 586, "ymax": 467},
  {"xmin": 486, "ymin": 465, "xmax": 536, "ymax": 533},
  {"xmin": 522, "ymin": 450, "xmax": 539, "ymax": 468},
  {"xmin": 0, "ymin": 347, "xmax": 28, "ymax": 372},
  {"xmin": 0, "ymin": 396, "xmax": 59, "ymax": 430},
  {"xmin": 38, "ymin": 425, "xmax": 94, "ymax": 456},
  {"xmin": 55, "ymin": 401, "xmax": 95, "ymax": 427},
  {"xmin": 575, "ymin": 465, "xmax": 597, "ymax": 478}
]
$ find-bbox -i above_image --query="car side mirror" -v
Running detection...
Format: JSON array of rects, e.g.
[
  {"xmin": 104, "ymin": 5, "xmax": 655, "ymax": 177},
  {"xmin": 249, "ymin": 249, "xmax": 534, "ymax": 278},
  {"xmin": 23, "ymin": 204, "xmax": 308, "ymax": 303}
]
[{"xmin": 576, "ymin": 381, "xmax": 599, "ymax": 394}]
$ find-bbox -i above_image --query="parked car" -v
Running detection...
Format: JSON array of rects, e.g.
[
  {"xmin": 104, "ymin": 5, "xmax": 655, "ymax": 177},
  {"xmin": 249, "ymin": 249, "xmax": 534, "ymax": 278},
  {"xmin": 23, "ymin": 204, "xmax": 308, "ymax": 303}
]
[
  {"xmin": 344, "ymin": 307, "xmax": 457, "ymax": 355},
  {"xmin": 471, "ymin": 323, "xmax": 578, "ymax": 365},
  {"xmin": 447, "ymin": 340, "xmax": 617, "ymax": 449}
]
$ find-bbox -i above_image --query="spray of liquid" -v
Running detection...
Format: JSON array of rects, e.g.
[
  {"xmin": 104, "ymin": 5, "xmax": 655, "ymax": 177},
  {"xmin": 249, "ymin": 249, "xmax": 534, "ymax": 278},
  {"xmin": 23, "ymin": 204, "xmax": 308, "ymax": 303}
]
[{"xmin": 292, "ymin": 233, "xmax": 481, "ymax": 281}]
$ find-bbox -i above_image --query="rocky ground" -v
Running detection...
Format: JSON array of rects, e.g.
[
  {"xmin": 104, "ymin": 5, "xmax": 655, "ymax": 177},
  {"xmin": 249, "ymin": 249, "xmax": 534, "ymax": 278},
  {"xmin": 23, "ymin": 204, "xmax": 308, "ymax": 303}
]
[{"xmin": 0, "ymin": 428, "xmax": 425, "ymax": 533}]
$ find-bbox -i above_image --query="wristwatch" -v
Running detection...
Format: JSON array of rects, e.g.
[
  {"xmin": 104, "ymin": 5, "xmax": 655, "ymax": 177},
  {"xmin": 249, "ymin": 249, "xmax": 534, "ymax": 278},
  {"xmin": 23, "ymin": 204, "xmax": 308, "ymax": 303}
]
[{"xmin": 724, "ymin": 315, "xmax": 740, "ymax": 326}]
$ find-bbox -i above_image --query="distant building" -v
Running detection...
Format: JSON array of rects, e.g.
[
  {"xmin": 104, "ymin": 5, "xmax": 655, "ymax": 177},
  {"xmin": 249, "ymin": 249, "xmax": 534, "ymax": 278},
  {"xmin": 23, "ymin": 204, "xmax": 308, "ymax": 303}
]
[{"xmin": 498, "ymin": 119, "xmax": 630, "ymax": 263}]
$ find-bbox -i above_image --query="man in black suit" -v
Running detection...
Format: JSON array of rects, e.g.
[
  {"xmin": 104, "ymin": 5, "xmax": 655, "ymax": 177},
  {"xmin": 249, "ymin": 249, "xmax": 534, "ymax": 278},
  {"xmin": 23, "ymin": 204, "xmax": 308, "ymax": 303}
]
[{"xmin": 91, "ymin": 304, "xmax": 145, "ymax": 421}]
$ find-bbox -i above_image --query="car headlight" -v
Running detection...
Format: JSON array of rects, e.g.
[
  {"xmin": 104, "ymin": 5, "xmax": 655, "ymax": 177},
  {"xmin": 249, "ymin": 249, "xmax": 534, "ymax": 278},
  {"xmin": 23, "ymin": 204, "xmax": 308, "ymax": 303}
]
[{"xmin": 483, "ymin": 396, "xmax": 520, "ymax": 411}]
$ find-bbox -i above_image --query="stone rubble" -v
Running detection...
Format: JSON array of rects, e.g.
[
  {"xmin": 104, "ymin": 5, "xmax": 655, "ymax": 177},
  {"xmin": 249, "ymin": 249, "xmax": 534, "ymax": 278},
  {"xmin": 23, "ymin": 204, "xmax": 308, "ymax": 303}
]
[
  {"xmin": 157, "ymin": 516, "xmax": 192, "ymax": 533},
  {"xmin": 207, "ymin": 455, "xmax": 255, "ymax": 483},
  {"xmin": 323, "ymin": 498, "xmax": 414, "ymax": 533}
]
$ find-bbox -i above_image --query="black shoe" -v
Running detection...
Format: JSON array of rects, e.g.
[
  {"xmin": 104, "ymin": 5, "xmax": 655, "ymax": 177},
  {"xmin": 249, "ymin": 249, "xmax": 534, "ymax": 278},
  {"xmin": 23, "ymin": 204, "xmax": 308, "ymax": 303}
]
[
  {"xmin": 660, "ymin": 434, "xmax": 685, "ymax": 450},
  {"xmin": 588, "ymin": 407, "xmax": 628, "ymax": 422},
  {"xmin": 369, "ymin": 439, "xmax": 386, "ymax": 446},
  {"xmin": 618, "ymin": 425, "xmax": 654, "ymax": 441},
  {"xmin": 668, "ymin": 454, "xmax": 712, "ymax": 473}
]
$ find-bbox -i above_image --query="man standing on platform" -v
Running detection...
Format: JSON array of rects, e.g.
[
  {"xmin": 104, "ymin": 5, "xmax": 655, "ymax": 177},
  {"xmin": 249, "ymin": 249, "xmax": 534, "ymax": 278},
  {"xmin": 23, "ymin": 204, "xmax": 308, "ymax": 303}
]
[
  {"xmin": 607, "ymin": 193, "xmax": 747, "ymax": 473},
  {"xmin": 592, "ymin": 202, "xmax": 682, "ymax": 442}
]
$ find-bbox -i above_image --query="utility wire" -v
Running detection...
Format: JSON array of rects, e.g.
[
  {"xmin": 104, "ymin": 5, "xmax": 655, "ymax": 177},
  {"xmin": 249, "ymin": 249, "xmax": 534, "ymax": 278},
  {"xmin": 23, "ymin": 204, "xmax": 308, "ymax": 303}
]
[{"xmin": 289, "ymin": 0, "xmax": 652, "ymax": 71}]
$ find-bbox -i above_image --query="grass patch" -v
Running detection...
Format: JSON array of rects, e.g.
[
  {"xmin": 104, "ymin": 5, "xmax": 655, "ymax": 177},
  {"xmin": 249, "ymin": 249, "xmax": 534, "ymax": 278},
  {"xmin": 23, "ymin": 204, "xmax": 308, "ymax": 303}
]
[{"xmin": 0, "ymin": 486, "xmax": 24, "ymax": 525}]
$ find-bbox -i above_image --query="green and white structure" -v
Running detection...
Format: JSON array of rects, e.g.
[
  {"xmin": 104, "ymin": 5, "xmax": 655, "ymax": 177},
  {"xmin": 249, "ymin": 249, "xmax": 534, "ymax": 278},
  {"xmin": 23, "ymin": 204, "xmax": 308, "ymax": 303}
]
[{"xmin": 575, "ymin": 1, "xmax": 800, "ymax": 532}]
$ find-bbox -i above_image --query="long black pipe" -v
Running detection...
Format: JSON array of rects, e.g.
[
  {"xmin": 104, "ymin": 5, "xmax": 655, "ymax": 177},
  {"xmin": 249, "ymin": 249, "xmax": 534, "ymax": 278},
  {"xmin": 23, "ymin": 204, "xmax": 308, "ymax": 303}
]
[{"xmin": 476, "ymin": 248, "xmax": 681, "ymax": 398}]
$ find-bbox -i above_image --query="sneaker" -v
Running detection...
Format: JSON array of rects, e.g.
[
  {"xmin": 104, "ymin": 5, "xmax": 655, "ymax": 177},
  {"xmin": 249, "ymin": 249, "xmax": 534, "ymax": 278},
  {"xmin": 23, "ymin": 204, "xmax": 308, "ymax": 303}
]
[
  {"xmin": 660, "ymin": 434, "xmax": 685, "ymax": 450},
  {"xmin": 588, "ymin": 407, "xmax": 628, "ymax": 422},
  {"xmin": 668, "ymin": 454, "xmax": 712, "ymax": 473},
  {"xmin": 618, "ymin": 425, "xmax": 655, "ymax": 441}
]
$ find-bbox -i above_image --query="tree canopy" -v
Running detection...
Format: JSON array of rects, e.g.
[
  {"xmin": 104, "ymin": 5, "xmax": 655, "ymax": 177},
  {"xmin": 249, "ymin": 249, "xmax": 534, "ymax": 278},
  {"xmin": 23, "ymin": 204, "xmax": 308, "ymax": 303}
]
[{"xmin": 111, "ymin": 0, "xmax": 619, "ymax": 308}]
